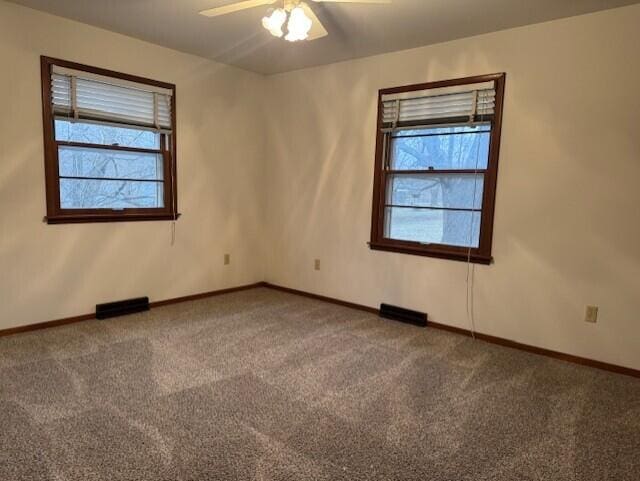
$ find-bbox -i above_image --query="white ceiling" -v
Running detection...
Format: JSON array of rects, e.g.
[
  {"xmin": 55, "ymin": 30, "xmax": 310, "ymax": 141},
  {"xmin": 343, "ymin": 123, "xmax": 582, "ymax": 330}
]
[{"xmin": 8, "ymin": 0, "xmax": 639, "ymax": 75}]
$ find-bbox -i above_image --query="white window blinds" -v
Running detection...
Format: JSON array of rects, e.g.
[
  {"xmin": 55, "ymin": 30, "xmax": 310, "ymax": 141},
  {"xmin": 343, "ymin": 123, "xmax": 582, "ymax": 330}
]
[
  {"xmin": 381, "ymin": 80, "xmax": 496, "ymax": 126},
  {"xmin": 51, "ymin": 66, "xmax": 173, "ymax": 131}
]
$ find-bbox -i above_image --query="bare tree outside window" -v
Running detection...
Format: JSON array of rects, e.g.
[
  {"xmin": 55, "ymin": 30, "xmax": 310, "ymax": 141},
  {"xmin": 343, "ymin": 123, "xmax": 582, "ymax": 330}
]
[
  {"xmin": 387, "ymin": 125, "xmax": 490, "ymax": 247},
  {"xmin": 41, "ymin": 57, "xmax": 177, "ymax": 224},
  {"xmin": 370, "ymin": 74, "xmax": 505, "ymax": 264},
  {"xmin": 56, "ymin": 121, "xmax": 164, "ymax": 209}
]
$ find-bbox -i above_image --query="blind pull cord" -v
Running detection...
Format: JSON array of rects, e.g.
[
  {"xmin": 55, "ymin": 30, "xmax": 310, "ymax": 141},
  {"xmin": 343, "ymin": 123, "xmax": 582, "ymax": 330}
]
[
  {"xmin": 465, "ymin": 129, "xmax": 484, "ymax": 340},
  {"xmin": 381, "ymin": 99, "xmax": 401, "ymax": 170},
  {"xmin": 469, "ymin": 90, "xmax": 478, "ymax": 124},
  {"xmin": 71, "ymin": 76, "xmax": 79, "ymax": 120},
  {"xmin": 168, "ymin": 135, "xmax": 177, "ymax": 247},
  {"xmin": 381, "ymin": 132, "xmax": 389, "ymax": 170},
  {"xmin": 153, "ymin": 93, "xmax": 160, "ymax": 131},
  {"xmin": 393, "ymin": 99, "xmax": 400, "ymax": 130}
]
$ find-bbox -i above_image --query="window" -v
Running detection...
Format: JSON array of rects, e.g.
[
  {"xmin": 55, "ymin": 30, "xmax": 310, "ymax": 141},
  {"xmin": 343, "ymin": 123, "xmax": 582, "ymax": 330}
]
[
  {"xmin": 369, "ymin": 74, "xmax": 505, "ymax": 264},
  {"xmin": 40, "ymin": 57, "xmax": 178, "ymax": 223}
]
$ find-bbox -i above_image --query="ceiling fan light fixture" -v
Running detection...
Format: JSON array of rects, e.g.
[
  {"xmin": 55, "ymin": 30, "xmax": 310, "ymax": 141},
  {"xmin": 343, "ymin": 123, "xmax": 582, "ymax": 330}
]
[
  {"xmin": 284, "ymin": 5, "xmax": 312, "ymax": 42},
  {"xmin": 261, "ymin": 8, "xmax": 287, "ymax": 38},
  {"xmin": 202, "ymin": 0, "xmax": 390, "ymax": 44}
]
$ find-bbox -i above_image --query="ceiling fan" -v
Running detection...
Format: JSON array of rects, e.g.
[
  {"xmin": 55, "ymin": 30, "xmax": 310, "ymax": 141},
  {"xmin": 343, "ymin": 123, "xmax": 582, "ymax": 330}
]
[{"xmin": 199, "ymin": 0, "xmax": 391, "ymax": 42}]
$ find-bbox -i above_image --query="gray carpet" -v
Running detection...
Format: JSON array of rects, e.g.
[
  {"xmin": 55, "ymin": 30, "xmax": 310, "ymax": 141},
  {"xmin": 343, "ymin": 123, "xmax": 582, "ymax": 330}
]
[{"xmin": 1, "ymin": 287, "xmax": 639, "ymax": 481}]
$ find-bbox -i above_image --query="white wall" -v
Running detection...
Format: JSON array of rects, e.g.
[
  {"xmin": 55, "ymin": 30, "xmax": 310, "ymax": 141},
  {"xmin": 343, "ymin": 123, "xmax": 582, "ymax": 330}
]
[
  {"xmin": 263, "ymin": 5, "xmax": 640, "ymax": 370},
  {"xmin": 1, "ymin": 1, "xmax": 639, "ymax": 371},
  {"xmin": 0, "ymin": 1, "xmax": 266, "ymax": 330}
]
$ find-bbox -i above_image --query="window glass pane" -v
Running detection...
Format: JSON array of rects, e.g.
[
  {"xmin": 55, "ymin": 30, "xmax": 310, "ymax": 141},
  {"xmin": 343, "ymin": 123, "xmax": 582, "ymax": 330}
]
[
  {"xmin": 55, "ymin": 119, "xmax": 160, "ymax": 149},
  {"xmin": 60, "ymin": 179, "xmax": 164, "ymax": 209},
  {"xmin": 58, "ymin": 146, "xmax": 163, "ymax": 181},
  {"xmin": 384, "ymin": 207, "xmax": 481, "ymax": 248},
  {"xmin": 387, "ymin": 173, "xmax": 484, "ymax": 210},
  {"xmin": 390, "ymin": 124, "xmax": 490, "ymax": 170},
  {"xmin": 393, "ymin": 124, "xmax": 490, "ymax": 137}
]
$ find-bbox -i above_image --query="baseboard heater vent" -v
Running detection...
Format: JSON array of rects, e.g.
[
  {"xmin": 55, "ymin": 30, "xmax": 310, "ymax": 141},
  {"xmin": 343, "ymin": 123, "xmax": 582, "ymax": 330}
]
[
  {"xmin": 379, "ymin": 303, "xmax": 427, "ymax": 327},
  {"xmin": 96, "ymin": 297, "xmax": 149, "ymax": 320}
]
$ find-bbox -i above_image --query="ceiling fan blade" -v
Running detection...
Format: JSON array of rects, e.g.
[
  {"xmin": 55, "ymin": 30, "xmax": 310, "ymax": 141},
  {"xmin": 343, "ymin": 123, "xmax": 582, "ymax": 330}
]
[
  {"xmin": 199, "ymin": 0, "xmax": 277, "ymax": 17},
  {"xmin": 312, "ymin": 0, "xmax": 391, "ymax": 4},
  {"xmin": 300, "ymin": 3, "xmax": 329, "ymax": 41}
]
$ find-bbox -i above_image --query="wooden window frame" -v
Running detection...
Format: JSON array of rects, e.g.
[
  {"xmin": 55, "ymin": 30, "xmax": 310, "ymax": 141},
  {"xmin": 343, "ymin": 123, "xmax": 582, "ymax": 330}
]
[
  {"xmin": 40, "ymin": 56, "xmax": 179, "ymax": 224},
  {"xmin": 369, "ymin": 73, "xmax": 505, "ymax": 265}
]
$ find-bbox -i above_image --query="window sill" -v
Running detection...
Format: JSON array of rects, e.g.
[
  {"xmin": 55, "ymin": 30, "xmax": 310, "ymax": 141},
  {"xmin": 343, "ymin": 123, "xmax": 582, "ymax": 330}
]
[
  {"xmin": 369, "ymin": 241, "xmax": 493, "ymax": 265},
  {"xmin": 45, "ymin": 213, "xmax": 181, "ymax": 224}
]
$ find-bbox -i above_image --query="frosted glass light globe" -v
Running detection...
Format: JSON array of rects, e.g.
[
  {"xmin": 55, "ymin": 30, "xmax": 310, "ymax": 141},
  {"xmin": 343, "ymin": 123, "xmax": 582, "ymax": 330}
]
[
  {"xmin": 262, "ymin": 8, "xmax": 287, "ymax": 38},
  {"xmin": 285, "ymin": 6, "xmax": 312, "ymax": 42}
]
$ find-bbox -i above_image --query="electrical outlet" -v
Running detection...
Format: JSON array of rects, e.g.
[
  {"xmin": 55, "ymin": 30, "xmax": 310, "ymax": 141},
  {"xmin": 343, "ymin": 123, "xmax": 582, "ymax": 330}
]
[
  {"xmin": 314, "ymin": 259, "xmax": 321, "ymax": 271},
  {"xmin": 585, "ymin": 305, "xmax": 598, "ymax": 323},
  {"xmin": 224, "ymin": 254, "xmax": 230, "ymax": 265}
]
